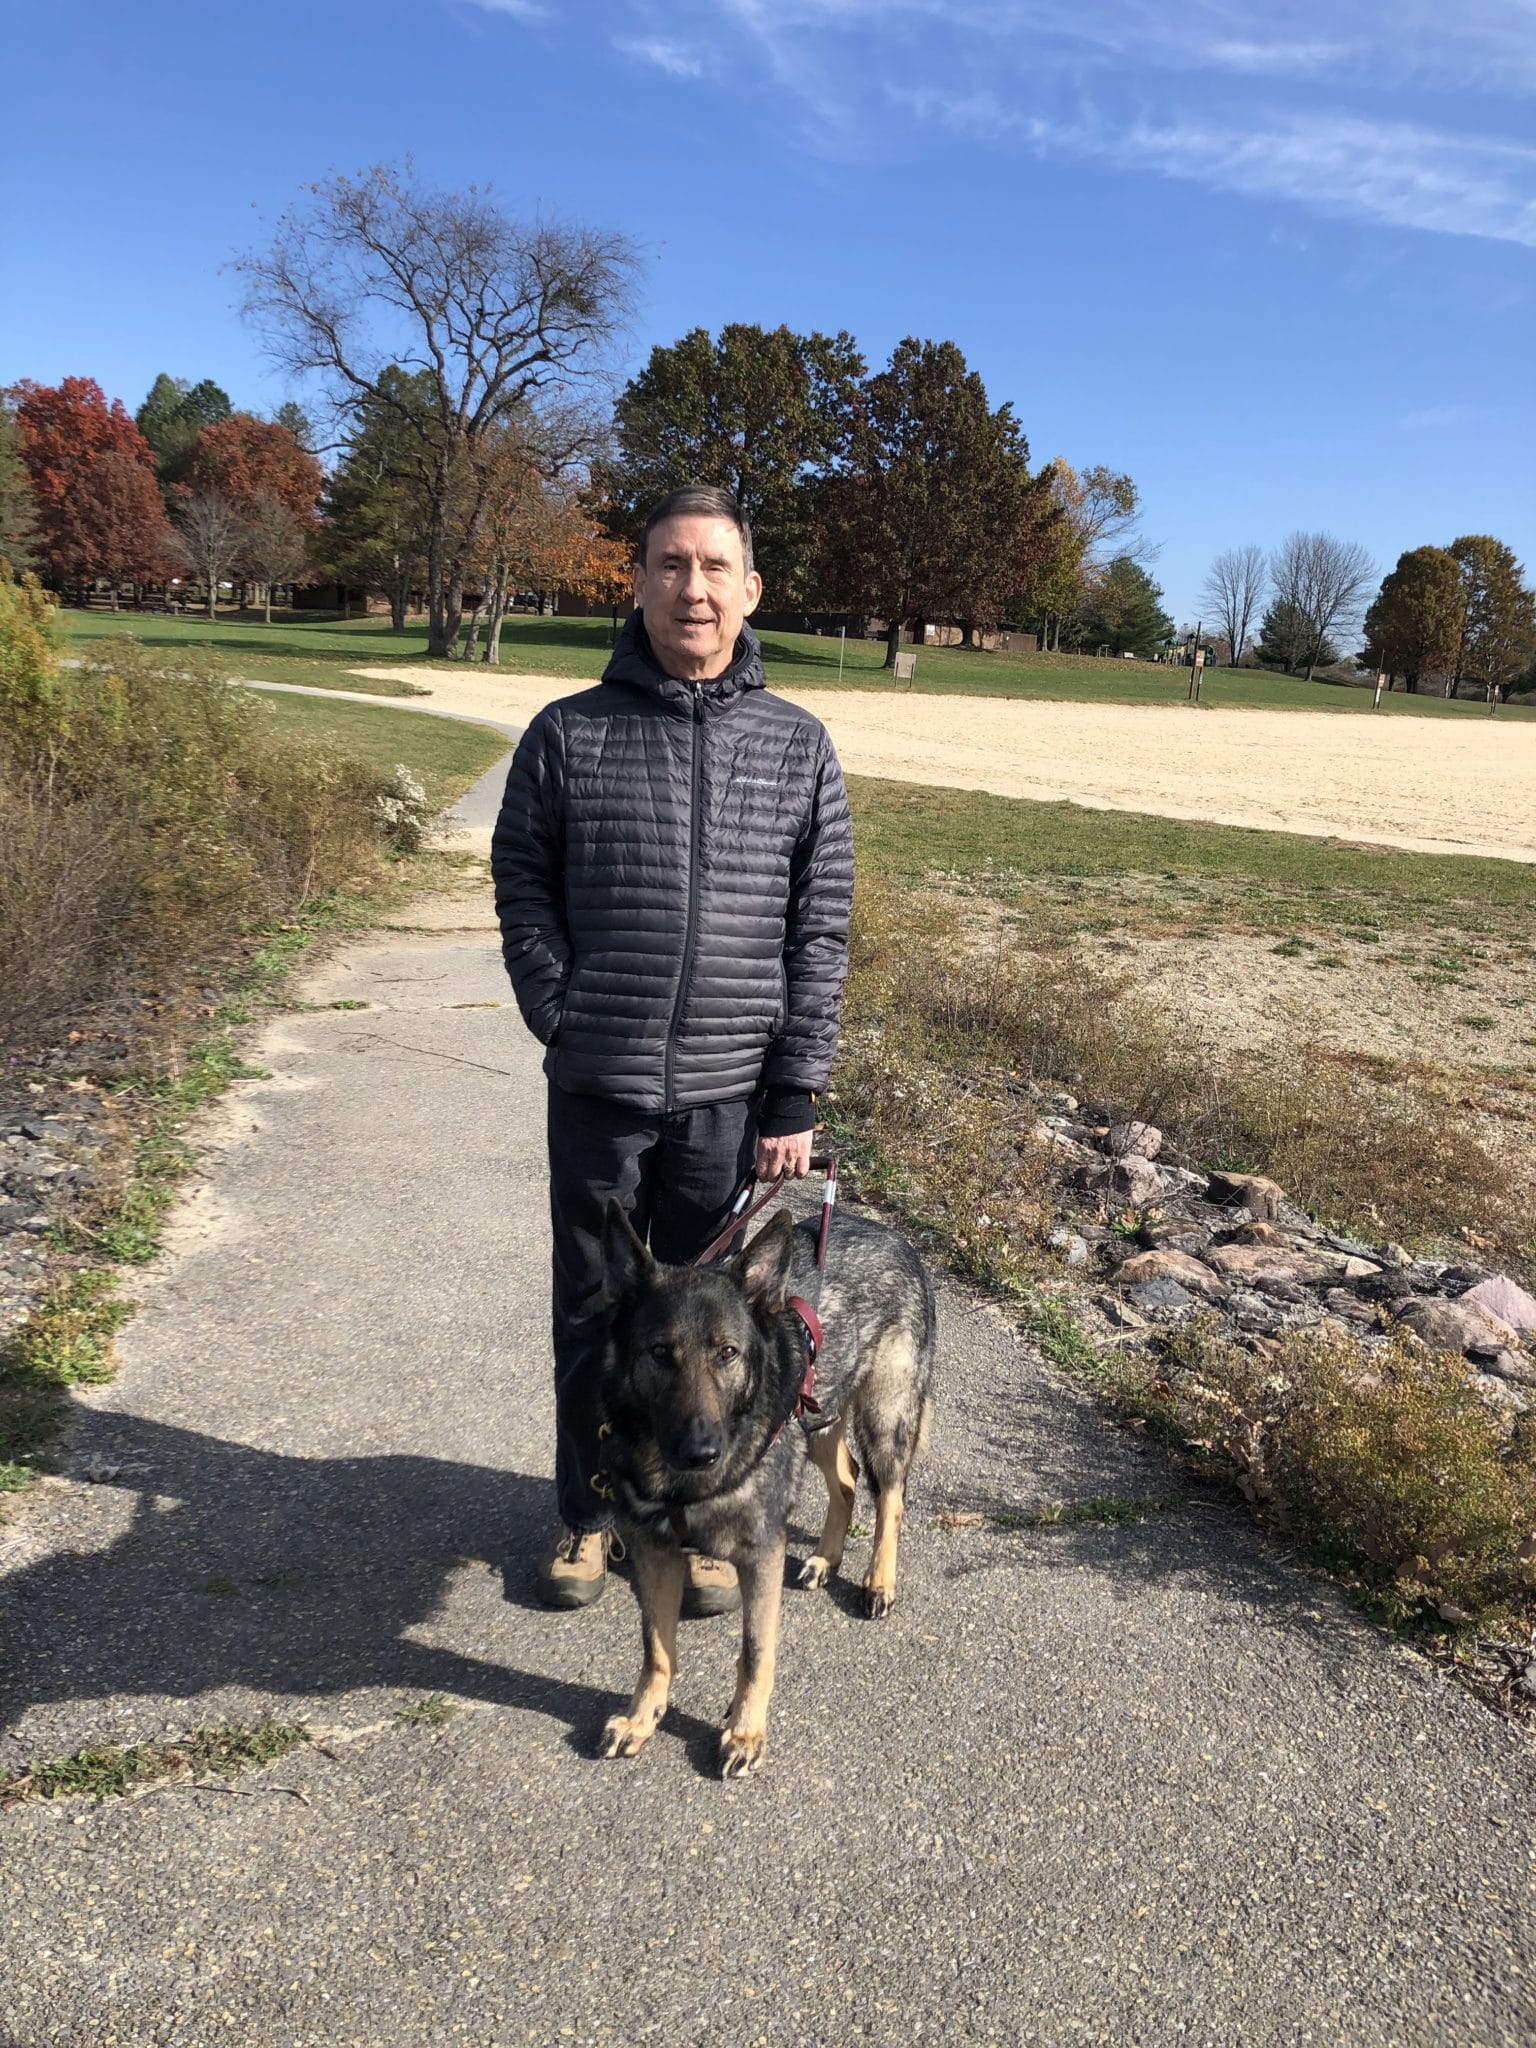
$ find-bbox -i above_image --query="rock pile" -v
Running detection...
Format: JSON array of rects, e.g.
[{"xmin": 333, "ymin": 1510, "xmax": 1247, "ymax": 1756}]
[
  {"xmin": 1035, "ymin": 1096, "xmax": 1536, "ymax": 1415},
  {"xmin": 0, "ymin": 1093, "xmax": 114, "ymax": 1346}
]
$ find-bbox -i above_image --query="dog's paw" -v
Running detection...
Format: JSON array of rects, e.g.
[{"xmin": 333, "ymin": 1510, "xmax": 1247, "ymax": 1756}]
[
  {"xmin": 862, "ymin": 1583, "xmax": 896, "ymax": 1620},
  {"xmin": 600, "ymin": 1713, "xmax": 655, "ymax": 1759},
  {"xmin": 797, "ymin": 1555, "xmax": 833, "ymax": 1591},
  {"xmin": 718, "ymin": 1726, "xmax": 767, "ymax": 1778}
]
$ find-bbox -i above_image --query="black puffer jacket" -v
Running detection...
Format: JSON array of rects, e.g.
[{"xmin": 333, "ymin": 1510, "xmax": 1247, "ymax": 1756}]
[{"xmin": 491, "ymin": 617, "xmax": 854, "ymax": 1118}]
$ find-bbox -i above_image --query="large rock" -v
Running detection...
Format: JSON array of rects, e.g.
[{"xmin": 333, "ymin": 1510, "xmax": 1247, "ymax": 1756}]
[
  {"xmin": 1391, "ymin": 1296, "xmax": 1518, "ymax": 1356},
  {"xmin": 1115, "ymin": 1249, "xmax": 1226, "ymax": 1300},
  {"xmin": 1458, "ymin": 1275, "xmax": 1536, "ymax": 1339},
  {"xmin": 1074, "ymin": 1155, "xmax": 1165, "ymax": 1208},
  {"xmin": 1207, "ymin": 1243, "xmax": 1334, "ymax": 1287},
  {"xmin": 1229, "ymin": 1220, "xmax": 1289, "ymax": 1246},
  {"xmin": 1106, "ymin": 1120, "xmax": 1163, "ymax": 1161},
  {"xmin": 1124, "ymin": 1277, "xmax": 1198, "ymax": 1317},
  {"xmin": 1207, "ymin": 1171, "xmax": 1286, "ymax": 1220},
  {"xmin": 1031, "ymin": 1122, "xmax": 1099, "ymax": 1169},
  {"xmin": 1139, "ymin": 1217, "xmax": 1214, "ymax": 1257}
]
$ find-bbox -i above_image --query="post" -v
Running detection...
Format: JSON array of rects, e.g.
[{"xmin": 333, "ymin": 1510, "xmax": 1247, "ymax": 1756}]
[
  {"xmin": 1373, "ymin": 670, "xmax": 1385, "ymax": 710},
  {"xmin": 838, "ymin": 624, "xmax": 846, "ymax": 685}
]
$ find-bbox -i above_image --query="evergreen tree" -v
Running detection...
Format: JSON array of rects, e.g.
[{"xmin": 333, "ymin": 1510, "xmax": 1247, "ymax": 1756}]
[
  {"xmin": 1074, "ymin": 555, "xmax": 1173, "ymax": 657},
  {"xmin": 1256, "ymin": 599, "xmax": 1334, "ymax": 674},
  {"xmin": 134, "ymin": 374, "xmax": 233, "ymax": 489},
  {"xmin": 599, "ymin": 323, "xmax": 864, "ymax": 606}
]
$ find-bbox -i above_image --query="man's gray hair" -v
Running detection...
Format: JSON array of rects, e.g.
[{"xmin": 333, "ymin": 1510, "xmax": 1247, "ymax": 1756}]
[{"xmin": 637, "ymin": 486, "xmax": 755, "ymax": 575}]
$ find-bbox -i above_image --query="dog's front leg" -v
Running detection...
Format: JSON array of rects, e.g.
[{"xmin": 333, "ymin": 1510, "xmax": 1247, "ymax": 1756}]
[
  {"xmin": 601, "ymin": 1540, "xmax": 684, "ymax": 1760},
  {"xmin": 719, "ymin": 1536, "xmax": 786, "ymax": 1778}
]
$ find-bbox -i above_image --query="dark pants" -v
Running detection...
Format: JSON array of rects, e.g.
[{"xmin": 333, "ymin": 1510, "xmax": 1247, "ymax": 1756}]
[{"xmin": 548, "ymin": 1081, "xmax": 757, "ymax": 1533}]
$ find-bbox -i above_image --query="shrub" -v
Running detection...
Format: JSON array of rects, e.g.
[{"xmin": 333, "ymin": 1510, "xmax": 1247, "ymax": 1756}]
[
  {"xmin": 0, "ymin": 609, "xmax": 392, "ymax": 1048},
  {"xmin": 1149, "ymin": 1317, "xmax": 1536, "ymax": 1630}
]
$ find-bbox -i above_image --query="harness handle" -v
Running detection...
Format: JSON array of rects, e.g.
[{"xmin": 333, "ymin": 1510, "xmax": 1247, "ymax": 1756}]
[{"xmin": 692, "ymin": 1154, "xmax": 837, "ymax": 1270}]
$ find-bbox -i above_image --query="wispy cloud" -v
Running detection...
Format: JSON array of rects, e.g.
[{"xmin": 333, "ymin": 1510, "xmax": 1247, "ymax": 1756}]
[
  {"xmin": 463, "ymin": 0, "xmax": 547, "ymax": 18},
  {"xmin": 898, "ymin": 88, "xmax": 1536, "ymax": 247},
  {"xmin": 588, "ymin": 0, "xmax": 1536, "ymax": 243},
  {"xmin": 1203, "ymin": 39, "xmax": 1355, "ymax": 76},
  {"xmin": 614, "ymin": 34, "xmax": 705, "ymax": 78},
  {"xmin": 1399, "ymin": 402, "xmax": 1482, "ymax": 431}
]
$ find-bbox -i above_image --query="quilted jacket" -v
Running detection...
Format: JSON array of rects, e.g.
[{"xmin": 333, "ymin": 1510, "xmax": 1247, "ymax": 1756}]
[{"xmin": 491, "ymin": 616, "xmax": 854, "ymax": 1120}]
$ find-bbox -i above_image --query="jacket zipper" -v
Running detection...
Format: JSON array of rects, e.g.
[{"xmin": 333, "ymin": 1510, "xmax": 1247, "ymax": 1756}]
[{"xmin": 663, "ymin": 682, "xmax": 705, "ymax": 1113}]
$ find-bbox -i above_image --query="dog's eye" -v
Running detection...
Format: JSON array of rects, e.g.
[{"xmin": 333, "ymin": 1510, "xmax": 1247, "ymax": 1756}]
[
  {"xmin": 650, "ymin": 1343, "xmax": 673, "ymax": 1365},
  {"xmin": 718, "ymin": 1344, "xmax": 738, "ymax": 1363}
]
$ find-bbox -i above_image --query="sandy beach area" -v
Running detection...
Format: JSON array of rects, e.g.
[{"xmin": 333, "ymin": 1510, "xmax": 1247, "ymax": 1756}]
[{"xmin": 348, "ymin": 668, "xmax": 1536, "ymax": 864}]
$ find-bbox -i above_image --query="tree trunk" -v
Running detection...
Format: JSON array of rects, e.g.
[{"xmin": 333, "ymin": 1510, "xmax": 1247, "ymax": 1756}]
[
  {"xmin": 462, "ymin": 592, "xmax": 486, "ymax": 663},
  {"xmin": 883, "ymin": 616, "xmax": 901, "ymax": 669},
  {"xmin": 390, "ymin": 563, "xmax": 409, "ymax": 633},
  {"xmin": 483, "ymin": 565, "xmax": 509, "ymax": 664},
  {"xmin": 960, "ymin": 618, "xmax": 977, "ymax": 649},
  {"xmin": 263, "ymin": 585, "xmax": 273, "ymax": 626},
  {"xmin": 206, "ymin": 579, "xmax": 217, "ymax": 621},
  {"xmin": 425, "ymin": 452, "xmax": 453, "ymax": 657}
]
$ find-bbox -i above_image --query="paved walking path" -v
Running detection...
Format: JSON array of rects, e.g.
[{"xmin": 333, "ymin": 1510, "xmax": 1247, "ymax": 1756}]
[{"xmin": 3, "ymin": 756, "xmax": 1536, "ymax": 2046}]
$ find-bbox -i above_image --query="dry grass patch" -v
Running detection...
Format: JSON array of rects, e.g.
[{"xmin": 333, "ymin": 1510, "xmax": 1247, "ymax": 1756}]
[{"xmin": 835, "ymin": 880, "xmax": 1532, "ymax": 1272}]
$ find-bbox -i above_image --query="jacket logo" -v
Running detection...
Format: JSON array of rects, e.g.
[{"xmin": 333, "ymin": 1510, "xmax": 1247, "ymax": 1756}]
[{"xmin": 730, "ymin": 776, "xmax": 779, "ymax": 789}]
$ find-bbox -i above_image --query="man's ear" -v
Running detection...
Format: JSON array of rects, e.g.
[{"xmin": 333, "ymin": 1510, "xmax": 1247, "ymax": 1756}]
[
  {"xmin": 734, "ymin": 1210, "xmax": 795, "ymax": 1316},
  {"xmin": 602, "ymin": 1198, "xmax": 653, "ymax": 1305},
  {"xmin": 743, "ymin": 567, "xmax": 763, "ymax": 617}
]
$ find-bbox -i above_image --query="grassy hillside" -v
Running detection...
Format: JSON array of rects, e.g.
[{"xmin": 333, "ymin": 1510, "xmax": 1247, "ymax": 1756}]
[{"xmin": 63, "ymin": 607, "xmax": 1536, "ymax": 719}]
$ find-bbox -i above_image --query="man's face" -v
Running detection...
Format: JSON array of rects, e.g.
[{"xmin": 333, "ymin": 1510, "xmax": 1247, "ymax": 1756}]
[{"xmin": 633, "ymin": 515, "xmax": 763, "ymax": 681}]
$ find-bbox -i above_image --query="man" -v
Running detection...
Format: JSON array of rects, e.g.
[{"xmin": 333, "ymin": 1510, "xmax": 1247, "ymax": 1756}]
[{"xmin": 492, "ymin": 485, "xmax": 855, "ymax": 1614}]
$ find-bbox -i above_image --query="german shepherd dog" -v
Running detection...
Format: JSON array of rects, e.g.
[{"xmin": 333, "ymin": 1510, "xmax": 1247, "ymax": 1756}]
[{"xmin": 596, "ymin": 1198, "xmax": 935, "ymax": 1777}]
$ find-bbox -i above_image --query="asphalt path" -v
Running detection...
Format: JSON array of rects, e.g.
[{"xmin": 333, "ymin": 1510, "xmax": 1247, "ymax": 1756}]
[{"xmin": 3, "ymin": 749, "xmax": 1536, "ymax": 2046}]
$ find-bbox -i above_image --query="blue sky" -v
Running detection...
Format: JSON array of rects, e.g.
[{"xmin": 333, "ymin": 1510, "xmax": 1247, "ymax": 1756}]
[{"xmin": 6, "ymin": 0, "xmax": 1533, "ymax": 626}]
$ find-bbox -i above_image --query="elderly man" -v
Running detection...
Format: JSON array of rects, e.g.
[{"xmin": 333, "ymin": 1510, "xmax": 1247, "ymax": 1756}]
[{"xmin": 492, "ymin": 485, "xmax": 855, "ymax": 1613}]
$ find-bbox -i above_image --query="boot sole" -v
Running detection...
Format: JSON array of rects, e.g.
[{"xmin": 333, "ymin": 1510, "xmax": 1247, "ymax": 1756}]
[
  {"xmin": 681, "ymin": 1586, "xmax": 741, "ymax": 1620},
  {"xmin": 538, "ymin": 1573, "xmax": 606, "ymax": 1610}
]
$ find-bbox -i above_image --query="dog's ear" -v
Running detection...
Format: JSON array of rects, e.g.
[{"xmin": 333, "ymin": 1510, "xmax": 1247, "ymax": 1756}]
[
  {"xmin": 735, "ymin": 1210, "xmax": 796, "ymax": 1316},
  {"xmin": 602, "ymin": 1198, "xmax": 653, "ymax": 1304}
]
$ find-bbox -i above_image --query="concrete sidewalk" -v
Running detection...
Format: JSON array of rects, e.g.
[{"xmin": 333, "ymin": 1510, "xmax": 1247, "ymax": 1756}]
[{"xmin": 2, "ymin": 802, "xmax": 1535, "ymax": 2045}]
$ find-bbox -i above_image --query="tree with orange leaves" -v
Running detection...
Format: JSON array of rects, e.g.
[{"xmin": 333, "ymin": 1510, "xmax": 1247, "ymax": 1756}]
[
  {"xmin": 11, "ymin": 377, "xmax": 174, "ymax": 599},
  {"xmin": 184, "ymin": 413, "xmax": 322, "ymax": 524}
]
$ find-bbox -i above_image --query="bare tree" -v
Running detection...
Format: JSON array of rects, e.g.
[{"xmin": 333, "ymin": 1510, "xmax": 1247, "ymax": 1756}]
[
  {"xmin": 1198, "ymin": 544, "xmax": 1266, "ymax": 669},
  {"xmin": 174, "ymin": 490, "xmax": 247, "ymax": 620},
  {"xmin": 1269, "ymin": 531, "xmax": 1375, "ymax": 681},
  {"xmin": 236, "ymin": 163, "xmax": 639, "ymax": 658},
  {"xmin": 242, "ymin": 491, "xmax": 312, "ymax": 624}
]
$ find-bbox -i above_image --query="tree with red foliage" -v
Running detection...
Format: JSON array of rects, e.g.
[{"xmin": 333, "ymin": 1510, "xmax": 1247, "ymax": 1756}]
[
  {"xmin": 183, "ymin": 413, "xmax": 322, "ymax": 524},
  {"xmin": 11, "ymin": 377, "xmax": 173, "ymax": 597}
]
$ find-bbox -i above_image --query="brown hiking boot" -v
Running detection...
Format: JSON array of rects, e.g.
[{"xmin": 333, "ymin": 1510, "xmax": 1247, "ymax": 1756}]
[
  {"xmin": 539, "ymin": 1526, "xmax": 611, "ymax": 1610},
  {"xmin": 682, "ymin": 1554, "xmax": 740, "ymax": 1619}
]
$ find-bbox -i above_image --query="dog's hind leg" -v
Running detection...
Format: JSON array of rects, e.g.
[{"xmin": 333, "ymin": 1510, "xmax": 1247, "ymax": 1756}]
[
  {"xmin": 797, "ymin": 1421, "xmax": 860, "ymax": 1592},
  {"xmin": 601, "ymin": 1541, "xmax": 684, "ymax": 1761},
  {"xmin": 856, "ymin": 1341, "xmax": 933, "ymax": 1621},
  {"xmin": 720, "ymin": 1534, "xmax": 787, "ymax": 1778}
]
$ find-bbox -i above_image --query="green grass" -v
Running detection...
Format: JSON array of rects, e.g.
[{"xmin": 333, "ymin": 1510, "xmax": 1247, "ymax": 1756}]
[
  {"xmin": 62, "ymin": 606, "xmax": 1536, "ymax": 719},
  {"xmin": 2, "ymin": 1720, "xmax": 309, "ymax": 1806},
  {"xmin": 244, "ymin": 688, "xmax": 510, "ymax": 806},
  {"xmin": 848, "ymin": 775, "xmax": 1536, "ymax": 938}
]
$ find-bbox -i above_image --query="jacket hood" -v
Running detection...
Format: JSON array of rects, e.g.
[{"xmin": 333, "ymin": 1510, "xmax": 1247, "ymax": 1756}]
[{"xmin": 601, "ymin": 613, "xmax": 766, "ymax": 712}]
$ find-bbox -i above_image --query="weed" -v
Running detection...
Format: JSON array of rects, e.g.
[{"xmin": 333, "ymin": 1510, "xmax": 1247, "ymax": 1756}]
[
  {"xmin": 1, "ymin": 1719, "xmax": 309, "ymax": 1807},
  {"xmin": 1459, "ymin": 1015, "xmax": 1497, "ymax": 1033},
  {"xmin": 194, "ymin": 1575, "xmax": 240, "ymax": 1597},
  {"xmin": 934, "ymin": 1496, "xmax": 1180, "ymax": 1531},
  {"xmin": 3, "ymin": 1271, "xmax": 128, "ymax": 1387},
  {"xmin": 181, "ymin": 1721, "xmax": 308, "ymax": 1777},
  {"xmin": 395, "ymin": 1694, "xmax": 458, "ymax": 1729},
  {"xmin": 1272, "ymin": 937, "xmax": 1311, "ymax": 957}
]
